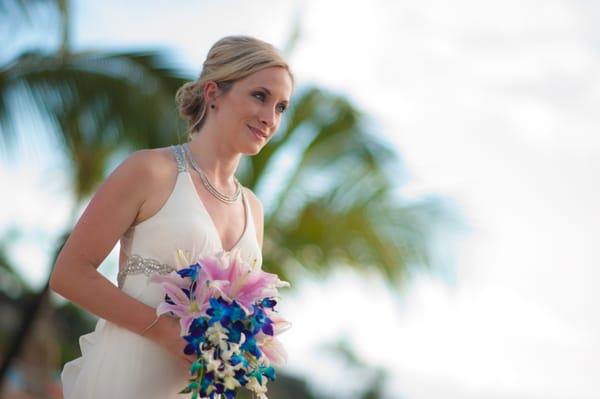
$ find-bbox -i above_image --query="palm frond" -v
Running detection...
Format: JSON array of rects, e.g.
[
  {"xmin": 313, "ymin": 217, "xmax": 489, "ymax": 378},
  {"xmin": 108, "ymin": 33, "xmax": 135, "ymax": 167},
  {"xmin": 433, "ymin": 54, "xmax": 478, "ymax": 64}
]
[{"xmin": 0, "ymin": 49, "xmax": 187, "ymax": 199}]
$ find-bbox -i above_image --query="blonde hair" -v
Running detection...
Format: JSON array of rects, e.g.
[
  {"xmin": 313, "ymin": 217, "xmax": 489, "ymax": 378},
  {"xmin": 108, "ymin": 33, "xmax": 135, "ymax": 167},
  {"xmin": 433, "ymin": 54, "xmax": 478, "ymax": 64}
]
[{"xmin": 175, "ymin": 36, "xmax": 294, "ymax": 135}]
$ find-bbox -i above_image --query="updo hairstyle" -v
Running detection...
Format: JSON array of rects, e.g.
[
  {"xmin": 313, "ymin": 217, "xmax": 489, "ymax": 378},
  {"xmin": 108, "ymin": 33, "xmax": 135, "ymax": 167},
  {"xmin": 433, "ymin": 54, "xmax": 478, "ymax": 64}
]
[{"xmin": 175, "ymin": 35, "xmax": 293, "ymax": 135}]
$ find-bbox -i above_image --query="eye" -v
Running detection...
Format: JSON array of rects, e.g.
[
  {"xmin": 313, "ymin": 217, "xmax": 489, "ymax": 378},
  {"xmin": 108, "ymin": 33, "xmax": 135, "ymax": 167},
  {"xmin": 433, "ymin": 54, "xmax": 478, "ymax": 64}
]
[
  {"xmin": 252, "ymin": 91, "xmax": 266, "ymax": 101},
  {"xmin": 276, "ymin": 103, "xmax": 287, "ymax": 113}
]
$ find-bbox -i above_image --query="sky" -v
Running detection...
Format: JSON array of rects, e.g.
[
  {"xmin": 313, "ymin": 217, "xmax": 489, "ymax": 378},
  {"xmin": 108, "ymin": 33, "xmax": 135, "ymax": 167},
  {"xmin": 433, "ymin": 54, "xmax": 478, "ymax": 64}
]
[{"xmin": 2, "ymin": 0, "xmax": 600, "ymax": 398}]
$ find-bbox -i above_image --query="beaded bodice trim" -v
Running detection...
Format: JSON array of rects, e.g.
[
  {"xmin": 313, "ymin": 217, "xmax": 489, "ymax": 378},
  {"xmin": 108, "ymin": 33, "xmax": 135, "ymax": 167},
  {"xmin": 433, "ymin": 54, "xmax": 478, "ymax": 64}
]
[{"xmin": 117, "ymin": 255, "xmax": 176, "ymax": 288}]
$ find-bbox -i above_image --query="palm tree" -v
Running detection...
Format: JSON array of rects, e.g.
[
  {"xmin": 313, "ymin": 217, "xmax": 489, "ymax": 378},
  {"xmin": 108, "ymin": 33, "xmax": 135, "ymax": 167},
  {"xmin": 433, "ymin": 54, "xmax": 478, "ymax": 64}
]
[
  {"xmin": 0, "ymin": 0, "xmax": 188, "ymax": 391},
  {"xmin": 0, "ymin": 0, "xmax": 463, "ymax": 395}
]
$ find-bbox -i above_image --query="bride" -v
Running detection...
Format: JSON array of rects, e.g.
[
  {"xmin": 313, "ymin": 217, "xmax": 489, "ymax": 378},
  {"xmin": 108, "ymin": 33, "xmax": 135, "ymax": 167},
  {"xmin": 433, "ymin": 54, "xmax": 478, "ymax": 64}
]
[{"xmin": 49, "ymin": 35, "xmax": 293, "ymax": 398}]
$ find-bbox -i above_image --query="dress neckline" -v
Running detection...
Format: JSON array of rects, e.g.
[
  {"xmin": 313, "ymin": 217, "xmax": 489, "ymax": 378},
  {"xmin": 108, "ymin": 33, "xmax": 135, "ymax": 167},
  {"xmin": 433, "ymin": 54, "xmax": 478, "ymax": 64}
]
[{"xmin": 184, "ymin": 171, "xmax": 250, "ymax": 254}]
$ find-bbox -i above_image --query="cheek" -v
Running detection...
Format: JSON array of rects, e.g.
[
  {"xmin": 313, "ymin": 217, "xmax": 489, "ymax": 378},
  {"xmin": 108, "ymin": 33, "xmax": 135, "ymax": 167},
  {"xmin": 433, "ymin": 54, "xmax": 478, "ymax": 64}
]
[
  {"xmin": 233, "ymin": 98, "xmax": 256, "ymax": 119},
  {"xmin": 222, "ymin": 101, "xmax": 247, "ymax": 125}
]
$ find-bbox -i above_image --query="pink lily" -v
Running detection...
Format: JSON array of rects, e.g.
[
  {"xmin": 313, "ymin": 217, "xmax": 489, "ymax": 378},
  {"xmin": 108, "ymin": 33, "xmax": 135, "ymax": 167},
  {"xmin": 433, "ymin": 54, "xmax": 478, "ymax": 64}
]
[
  {"xmin": 265, "ymin": 312, "xmax": 292, "ymax": 336},
  {"xmin": 197, "ymin": 254, "xmax": 290, "ymax": 313},
  {"xmin": 150, "ymin": 273, "xmax": 213, "ymax": 335},
  {"xmin": 258, "ymin": 336, "xmax": 288, "ymax": 367}
]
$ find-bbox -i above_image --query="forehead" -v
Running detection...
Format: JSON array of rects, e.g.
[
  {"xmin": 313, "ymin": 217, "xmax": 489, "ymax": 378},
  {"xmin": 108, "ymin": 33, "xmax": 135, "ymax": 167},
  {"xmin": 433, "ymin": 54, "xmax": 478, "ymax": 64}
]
[{"xmin": 238, "ymin": 67, "xmax": 293, "ymax": 100}]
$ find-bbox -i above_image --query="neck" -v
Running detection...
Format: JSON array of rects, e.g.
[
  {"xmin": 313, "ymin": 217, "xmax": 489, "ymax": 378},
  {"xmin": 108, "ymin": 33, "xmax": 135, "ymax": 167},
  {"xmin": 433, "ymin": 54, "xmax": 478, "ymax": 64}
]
[{"xmin": 187, "ymin": 124, "xmax": 241, "ymax": 190}]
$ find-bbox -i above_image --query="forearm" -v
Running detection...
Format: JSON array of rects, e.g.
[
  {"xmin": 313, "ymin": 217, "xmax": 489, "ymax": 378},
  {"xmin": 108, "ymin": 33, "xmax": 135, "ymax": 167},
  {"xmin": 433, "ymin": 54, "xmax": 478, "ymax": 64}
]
[{"xmin": 50, "ymin": 259, "xmax": 157, "ymax": 336}]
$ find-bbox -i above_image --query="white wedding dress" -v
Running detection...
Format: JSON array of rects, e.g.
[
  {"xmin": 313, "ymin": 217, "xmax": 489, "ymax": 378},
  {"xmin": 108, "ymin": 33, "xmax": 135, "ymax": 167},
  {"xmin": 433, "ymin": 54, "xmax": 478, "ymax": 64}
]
[{"xmin": 61, "ymin": 144, "xmax": 263, "ymax": 398}]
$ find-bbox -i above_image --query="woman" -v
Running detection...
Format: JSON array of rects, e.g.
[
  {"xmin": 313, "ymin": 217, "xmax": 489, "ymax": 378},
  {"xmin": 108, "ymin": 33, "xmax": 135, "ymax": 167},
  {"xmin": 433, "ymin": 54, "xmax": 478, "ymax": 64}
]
[{"xmin": 49, "ymin": 35, "xmax": 294, "ymax": 398}]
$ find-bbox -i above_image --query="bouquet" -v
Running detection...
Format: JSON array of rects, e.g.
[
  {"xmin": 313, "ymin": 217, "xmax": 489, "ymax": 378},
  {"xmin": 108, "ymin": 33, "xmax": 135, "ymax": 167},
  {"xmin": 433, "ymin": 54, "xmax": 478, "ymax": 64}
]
[{"xmin": 151, "ymin": 251, "xmax": 291, "ymax": 399}]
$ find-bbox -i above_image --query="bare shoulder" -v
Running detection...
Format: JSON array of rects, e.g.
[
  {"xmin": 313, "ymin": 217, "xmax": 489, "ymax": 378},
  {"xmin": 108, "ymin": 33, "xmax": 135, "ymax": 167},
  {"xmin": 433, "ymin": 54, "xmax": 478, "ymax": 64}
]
[
  {"xmin": 121, "ymin": 146, "xmax": 175, "ymax": 179},
  {"xmin": 119, "ymin": 146, "xmax": 179, "ymax": 224},
  {"xmin": 111, "ymin": 147, "xmax": 177, "ymax": 194}
]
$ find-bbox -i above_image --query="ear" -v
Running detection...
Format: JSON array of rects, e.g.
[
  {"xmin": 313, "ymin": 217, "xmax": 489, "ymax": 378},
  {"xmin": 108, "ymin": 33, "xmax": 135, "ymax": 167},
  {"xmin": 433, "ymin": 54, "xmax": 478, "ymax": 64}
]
[{"xmin": 202, "ymin": 80, "xmax": 222, "ymax": 105}]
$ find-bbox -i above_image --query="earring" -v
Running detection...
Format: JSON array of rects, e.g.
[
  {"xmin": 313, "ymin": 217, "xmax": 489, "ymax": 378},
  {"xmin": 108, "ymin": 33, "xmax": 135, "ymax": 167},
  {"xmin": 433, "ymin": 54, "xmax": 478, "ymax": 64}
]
[{"xmin": 210, "ymin": 104, "xmax": 215, "ymax": 109}]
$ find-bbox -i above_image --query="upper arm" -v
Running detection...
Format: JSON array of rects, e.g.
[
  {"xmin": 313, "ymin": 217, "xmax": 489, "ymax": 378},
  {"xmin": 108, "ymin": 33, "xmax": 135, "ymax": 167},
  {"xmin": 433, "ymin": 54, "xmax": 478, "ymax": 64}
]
[
  {"xmin": 245, "ymin": 188, "xmax": 264, "ymax": 250},
  {"xmin": 50, "ymin": 150, "xmax": 161, "ymax": 288}
]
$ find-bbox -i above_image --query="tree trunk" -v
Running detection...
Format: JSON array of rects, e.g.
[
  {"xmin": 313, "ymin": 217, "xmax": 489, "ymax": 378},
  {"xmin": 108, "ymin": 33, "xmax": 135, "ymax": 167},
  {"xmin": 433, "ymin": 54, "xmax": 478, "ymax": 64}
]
[{"xmin": 0, "ymin": 233, "xmax": 68, "ymax": 393}]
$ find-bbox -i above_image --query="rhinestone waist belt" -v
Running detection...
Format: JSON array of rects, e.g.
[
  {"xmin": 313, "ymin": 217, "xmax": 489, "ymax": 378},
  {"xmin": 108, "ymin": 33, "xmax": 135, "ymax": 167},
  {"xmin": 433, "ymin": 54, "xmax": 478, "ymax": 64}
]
[{"xmin": 117, "ymin": 254, "xmax": 176, "ymax": 287}]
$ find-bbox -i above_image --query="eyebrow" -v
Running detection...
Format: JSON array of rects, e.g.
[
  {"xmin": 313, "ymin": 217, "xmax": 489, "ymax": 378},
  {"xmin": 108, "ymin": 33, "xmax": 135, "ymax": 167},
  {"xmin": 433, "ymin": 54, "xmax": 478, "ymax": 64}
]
[{"xmin": 256, "ymin": 86, "xmax": 289, "ymax": 104}]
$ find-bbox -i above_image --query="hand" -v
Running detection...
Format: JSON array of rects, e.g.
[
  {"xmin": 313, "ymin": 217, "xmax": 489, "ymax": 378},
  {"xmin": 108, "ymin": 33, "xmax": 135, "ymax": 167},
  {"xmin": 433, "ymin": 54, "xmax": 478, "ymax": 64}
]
[{"xmin": 144, "ymin": 314, "xmax": 196, "ymax": 367}]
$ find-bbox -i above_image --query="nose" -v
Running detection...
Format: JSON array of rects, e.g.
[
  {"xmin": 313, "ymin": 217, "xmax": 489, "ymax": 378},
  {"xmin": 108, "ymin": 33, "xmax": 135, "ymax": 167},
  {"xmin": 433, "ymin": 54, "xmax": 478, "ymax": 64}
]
[{"xmin": 259, "ymin": 106, "xmax": 277, "ymax": 129}]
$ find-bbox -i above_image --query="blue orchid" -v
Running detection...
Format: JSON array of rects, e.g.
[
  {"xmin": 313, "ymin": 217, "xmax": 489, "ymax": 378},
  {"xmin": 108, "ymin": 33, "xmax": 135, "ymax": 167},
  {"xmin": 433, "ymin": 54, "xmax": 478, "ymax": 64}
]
[
  {"xmin": 206, "ymin": 297, "xmax": 245, "ymax": 327},
  {"xmin": 229, "ymin": 352, "xmax": 249, "ymax": 369},
  {"xmin": 260, "ymin": 297, "xmax": 277, "ymax": 309},
  {"xmin": 240, "ymin": 336, "xmax": 262, "ymax": 359},
  {"xmin": 234, "ymin": 368, "xmax": 248, "ymax": 386},
  {"xmin": 249, "ymin": 364, "xmax": 276, "ymax": 385},
  {"xmin": 177, "ymin": 262, "xmax": 202, "ymax": 281},
  {"xmin": 226, "ymin": 320, "xmax": 247, "ymax": 344},
  {"xmin": 249, "ymin": 304, "xmax": 274, "ymax": 336},
  {"xmin": 183, "ymin": 318, "xmax": 209, "ymax": 355}
]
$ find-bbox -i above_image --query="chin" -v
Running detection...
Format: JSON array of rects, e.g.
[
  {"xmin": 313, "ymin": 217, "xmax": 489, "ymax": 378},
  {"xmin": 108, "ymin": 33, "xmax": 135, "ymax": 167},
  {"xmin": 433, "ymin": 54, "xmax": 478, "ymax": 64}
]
[{"xmin": 242, "ymin": 143, "xmax": 263, "ymax": 156}]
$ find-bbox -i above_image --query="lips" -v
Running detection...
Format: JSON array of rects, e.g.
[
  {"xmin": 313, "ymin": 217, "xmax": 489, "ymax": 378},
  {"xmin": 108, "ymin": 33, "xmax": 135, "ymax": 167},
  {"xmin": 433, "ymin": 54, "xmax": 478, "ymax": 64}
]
[{"xmin": 248, "ymin": 125, "xmax": 268, "ymax": 140}]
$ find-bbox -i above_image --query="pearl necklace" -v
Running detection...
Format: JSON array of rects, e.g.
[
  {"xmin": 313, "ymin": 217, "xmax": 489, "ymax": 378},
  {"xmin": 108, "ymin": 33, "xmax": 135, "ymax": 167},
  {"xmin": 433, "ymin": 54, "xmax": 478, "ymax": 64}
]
[{"xmin": 183, "ymin": 142, "xmax": 241, "ymax": 204}]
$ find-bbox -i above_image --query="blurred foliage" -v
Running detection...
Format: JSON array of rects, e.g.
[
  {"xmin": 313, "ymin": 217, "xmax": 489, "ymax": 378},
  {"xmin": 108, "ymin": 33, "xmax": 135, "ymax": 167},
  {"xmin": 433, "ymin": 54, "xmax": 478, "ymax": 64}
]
[
  {"xmin": 319, "ymin": 336, "xmax": 394, "ymax": 399},
  {"xmin": 51, "ymin": 302, "xmax": 96, "ymax": 365}
]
